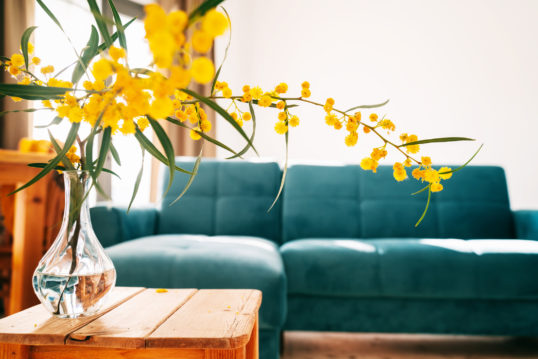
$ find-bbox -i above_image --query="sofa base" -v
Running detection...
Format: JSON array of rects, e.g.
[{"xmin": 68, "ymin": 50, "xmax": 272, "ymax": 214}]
[
  {"xmin": 260, "ymin": 328, "xmax": 280, "ymax": 359},
  {"xmin": 285, "ymin": 295, "xmax": 538, "ymax": 335}
]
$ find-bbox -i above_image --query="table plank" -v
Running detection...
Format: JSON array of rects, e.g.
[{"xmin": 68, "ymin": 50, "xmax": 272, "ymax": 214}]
[
  {"xmin": 30, "ymin": 346, "xmax": 205, "ymax": 359},
  {"xmin": 67, "ymin": 289, "xmax": 197, "ymax": 349},
  {"xmin": 147, "ymin": 289, "xmax": 262, "ymax": 349},
  {"xmin": 0, "ymin": 286, "xmax": 144, "ymax": 345}
]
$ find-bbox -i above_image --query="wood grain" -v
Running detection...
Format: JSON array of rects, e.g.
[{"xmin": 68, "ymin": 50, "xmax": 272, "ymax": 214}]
[
  {"xmin": 67, "ymin": 289, "xmax": 197, "ymax": 348},
  {"xmin": 0, "ymin": 344, "xmax": 29, "ymax": 359},
  {"xmin": 148, "ymin": 289, "xmax": 261, "ymax": 349},
  {"xmin": 0, "ymin": 287, "xmax": 144, "ymax": 346},
  {"xmin": 29, "ymin": 346, "xmax": 205, "ymax": 359}
]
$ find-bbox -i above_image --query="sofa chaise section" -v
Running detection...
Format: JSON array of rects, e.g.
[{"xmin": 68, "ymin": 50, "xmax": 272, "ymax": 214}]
[{"xmin": 92, "ymin": 160, "xmax": 287, "ymax": 359}]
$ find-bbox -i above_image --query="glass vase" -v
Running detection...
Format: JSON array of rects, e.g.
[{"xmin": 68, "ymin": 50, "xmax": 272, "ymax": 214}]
[{"xmin": 32, "ymin": 170, "xmax": 116, "ymax": 318}]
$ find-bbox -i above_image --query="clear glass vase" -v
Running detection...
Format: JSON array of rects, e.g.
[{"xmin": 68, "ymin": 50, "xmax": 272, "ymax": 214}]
[{"xmin": 32, "ymin": 170, "xmax": 116, "ymax": 318}]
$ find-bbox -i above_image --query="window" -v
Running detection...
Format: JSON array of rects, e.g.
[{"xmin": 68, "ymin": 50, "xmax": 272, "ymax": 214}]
[{"xmin": 33, "ymin": 0, "xmax": 153, "ymax": 206}]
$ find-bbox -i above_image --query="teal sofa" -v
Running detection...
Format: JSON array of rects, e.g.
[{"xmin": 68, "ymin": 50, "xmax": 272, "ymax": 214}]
[{"xmin": 91, "ymin": 159, "xmax": 538, "ymax": 359}]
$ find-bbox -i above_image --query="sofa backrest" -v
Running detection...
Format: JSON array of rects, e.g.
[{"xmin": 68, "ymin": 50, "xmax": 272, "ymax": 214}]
[
  {"xmin": 158, "ymin": 159, "xmax": 283, "ymax": 243},
  {"xmin": 282, "ymin": 164, "xmax": 515, "ymax": 241}
]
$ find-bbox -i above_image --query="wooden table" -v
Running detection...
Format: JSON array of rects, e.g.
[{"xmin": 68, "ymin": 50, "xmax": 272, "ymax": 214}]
[{"xmin": 0, "ymin": 287, "xmax": 262, "ymax": 359}]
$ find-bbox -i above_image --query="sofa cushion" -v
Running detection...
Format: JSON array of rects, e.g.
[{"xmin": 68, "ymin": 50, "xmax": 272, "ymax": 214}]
[
  {"xmin": 159, "ymin": 160, "xmax": 282, "ymax": 243},
  {"xmin": 282, "ymin": 165, "xmax": 515, "ymax": 241},
  {"xmin": 281, "ymin": 238, "xmax": 538, "ymax": 299},
  {"xmin": 106, "ymin": 234, "xmax": 287, "ymax": 329}
]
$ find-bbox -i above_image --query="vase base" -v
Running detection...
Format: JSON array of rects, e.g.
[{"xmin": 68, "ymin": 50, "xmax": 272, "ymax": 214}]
[{"xmin": 33, "ymin": 269, "xmax": 116, "ymax": 318}]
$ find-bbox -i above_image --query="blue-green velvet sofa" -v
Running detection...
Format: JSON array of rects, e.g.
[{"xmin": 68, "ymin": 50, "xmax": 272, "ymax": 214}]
[{"xmin": 90, "ymin": 159, "xmax": 538, "ymax": 359}]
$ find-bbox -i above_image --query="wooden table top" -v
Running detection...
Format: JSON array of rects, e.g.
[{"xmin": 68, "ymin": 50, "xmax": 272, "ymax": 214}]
[{"xmin": 0, "ymin": 287, "xmax": 262, "ymax": 350}]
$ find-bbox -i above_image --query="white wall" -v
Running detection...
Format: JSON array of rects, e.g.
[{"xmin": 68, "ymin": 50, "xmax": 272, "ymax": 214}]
[{"xmin": 214, "ymin": 0, "xmax": 538, "ymax": 210}]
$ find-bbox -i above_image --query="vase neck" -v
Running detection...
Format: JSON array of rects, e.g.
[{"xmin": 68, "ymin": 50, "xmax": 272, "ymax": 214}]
[{"xmin": 62, "ymin": 171, "xmax": 91, "ymax": 228}]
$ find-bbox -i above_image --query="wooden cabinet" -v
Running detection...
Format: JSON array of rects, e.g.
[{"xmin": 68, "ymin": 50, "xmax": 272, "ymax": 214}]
[{"xmin": 0, "ymin": 150, "xmax": 64, "ymax": 315}]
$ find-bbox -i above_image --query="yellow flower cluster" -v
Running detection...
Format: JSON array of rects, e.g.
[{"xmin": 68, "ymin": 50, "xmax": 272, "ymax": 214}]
[
  {"xmin": 0, "ymin": 6, "xmax": 230, "ymax": 140},
  {"xmin": 3, "ymin": 43, "xmax": 45, "ymax": 101}
]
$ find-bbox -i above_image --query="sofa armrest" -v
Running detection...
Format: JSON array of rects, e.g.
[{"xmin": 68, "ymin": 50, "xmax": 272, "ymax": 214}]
[
  {"xmin": 513, "ymin": 210, "xmax": 538, "ymax": 240},
  {"xmin": 90, "ymin": 204, "xmax": 158, "ymax": 248}
]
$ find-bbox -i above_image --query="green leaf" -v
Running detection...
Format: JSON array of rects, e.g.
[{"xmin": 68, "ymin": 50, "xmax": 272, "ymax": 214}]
[
  {"xmin": 110, "ymin": 141, "xmax": 121, "ymax": 166},
  {"xmin": 36, "ymin": 0, "xmax": 64, "ymax": 31},
  {"xmin": 21, "ymin": 26, "xmax": 38, "ymax": 71},
  {"xmin": 411, "ymin": 184, "xmax": 429, "ymax": 196},
  {"xmin": 188, "ymin": 0, "xmax": 225, "ymax": 24},
  {"xmin": 134, "ymin": 127, "xmax": 192, "ymax": 175},
  {"xmin": 227, "ymin": 101, "xmax": 256, "ymax": 159},
  {"xmin": 210, "ymin": 7, "xmax": 231, "ymax": 94},
  {"xmin": 9, "ymin": 122, "xmax": 80, "ymax": 196},
  {"xmin": 182, "ymin": 88, "xmax": 258, "ymax": 155},
  {"xmin": 169, "ymin": 148, "xmax": 202, "ymax": 206},
  {"xmin": 148, "ymin": 116, "xmax": 176, "ymax": 195},
  {"xmin": 72, "ymin": 25, "xmax": 99, "ymax": 84},
  {"xmin": 0, "ymin": 108, "xmax": 50, "ymax": 118},
  {"xmin": 345, "ymin": 99, "xmax": 390, "ymax": 113},
  {"xmin": 87, "ymin": 0, "xmax": 112, "ymax": 47},
  {"xmin": 438, "ymin": 143, "xmax": 484, "ymax": 175},
  {"xmin": 101, "ymin": 168, "xmax": 121, "ymax": 179},
  {"xmin": 127, "ymin": 146, "xmax": 144, "ymax": 212},
  {"xmin": 399, "ymin": 137, "xmax": 475, "ymax": 147},
  {"xmin": 107, "ymin": 0, "xmax": 127, "ymax": 49},
  {"xmin": 28, "ymin": 162, "xmax": 65, "ymax": 171},
  {"xmin": 0, "ymin": 56, "xmax": 11, "ymax": 62},
  {"xmin": 268, "ymin": 130, "xmax": 288, "ymax": 212},
  {"xmin": 48, "ymin": 130, "xmax": 75, "ymax": 171},
  {"xmin": 97, "ymin": 18, "xmax": 136, "ymax": 52},
  {"xmin": 415, "ymin": 185, "xmax": 432, "ymax": 227},
  {"xmin": 95, "ymin": 127, "xmax": 112, "ymax": 178},
  {"xmin": 0, "ymin": 84, "xmax": 71, "ymax": 100},
  {"xmin": 164, "ymin": 116, "xmax": 238, "ymax": 156},
  {"xmin": 35, "ymin": 116, "xmax": 63, "ymax": 128}
]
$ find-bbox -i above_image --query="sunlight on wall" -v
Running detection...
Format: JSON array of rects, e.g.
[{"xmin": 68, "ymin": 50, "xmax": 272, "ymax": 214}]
[{"xmin": 214, "ymin": 0, "xmax": 538, "ymax": 210}]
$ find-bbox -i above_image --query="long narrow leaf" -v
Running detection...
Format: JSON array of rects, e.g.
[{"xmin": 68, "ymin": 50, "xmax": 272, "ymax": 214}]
[
  {"xmin": 87, "ymin": 0, "xmax": 112, "ymax": 47},
  {"xmin": 188, "ymin": 0, "xmax": 225, "ymax": 24},
  {"xmin": 148, "ymin": 116, "xmax": 176, "ymax": 195},
  {"xmin": 169, "ymin": 147, "xmax": 202, "ymax": 206},
  {"xmin": 411, "ymin": 184, "xmax": 429, "ymax": 196},
  {"xmin": 182, "ymin": 88, "xmax": 258, "ymax": 155},
  {"xmin": 345, "ymin": 99, "xmax": 390, "ymax": 113},
  {"xmin": 9, "ymin": 122, "xmax": 80, "ymax": 195},
  {"xmin": 268, "ymin": 131, "xmax": 288, "ymax": 212},
  {"xmin": 165, "ymin": 116, "xmax": 238, "ymax": 156},
  {"xmin": 36, "ymin": 0, "xmax": 64, "ymax": 31},
  {"xmin": 438, "ymin": 143, "xmax": 484, "ymax": 175},
  {"xmin": 21, "ymin": 26, "xmax": 38, "ymax": 71},
  {"xmin": 0, "ymin": 108, "xmax": 50, "ymax": 118},
  {"xmin": 107, "ymin": 0, "xmax": 127, "ymax": 49},
  {"xmin": 0, "ymin": 84, "xmax": 72, "ymax": 100},
  {"xmin": 415, "ymin": 185, "xmax": 432, "ymax": 227},
  {"xmin": 35, "ymin": 115, "xmax": 63, "ymax": 128},
  {"xmin": 110, "ymin": 141, "xmax": 121, "ymax": 166},
  {"xmin": 134, "ymin": 128, "xmax": 192, "ymax": 174},
  {"xmin": 95, "ymin": 127, "xmax": 111, "ymax": 178},
  {"xmin": 97, "ymin": 18, "xmax": 136, "ymax": 52},
  {"xmin": 227, "ymin": 101, "xmax": 256, "ymax": 159},
  {"xmin": 72, "ymin": 25, "xmax": 99, "ymax": 84},
  {"xmin": 127, "ymin": 146, "xmax": 144, "ymax": 211},
  {"xmin": 48, "ymin": 130, "xmax": 75, "ymax": 171},
  {"xmin": 400, "ymin": 137, "xmax": 475, "ymax": 147}
]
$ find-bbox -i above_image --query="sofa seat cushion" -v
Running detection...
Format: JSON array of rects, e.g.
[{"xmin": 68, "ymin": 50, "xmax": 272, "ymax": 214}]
[
  {"xmin": 106, "ymin": 234, "xmax": 287, "ymax": 329},
  {"xmin": 281, "ymin": 238, "xmax": 538, "ymax": 299}
]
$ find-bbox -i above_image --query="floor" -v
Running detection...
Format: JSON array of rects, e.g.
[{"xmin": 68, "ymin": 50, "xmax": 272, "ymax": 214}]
[{"xmin": 281, "ymin": 332, "xmax": 538, "ymax": 359}]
